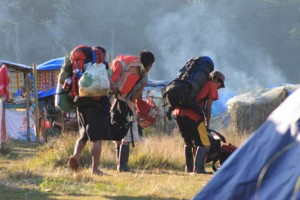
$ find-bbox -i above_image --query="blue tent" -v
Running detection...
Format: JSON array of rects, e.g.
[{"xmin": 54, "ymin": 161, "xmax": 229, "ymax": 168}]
[
  {"xmin": 36, "ymin": 57, "xmax": 64, "ymax": 71},
  {"xmin": 144, "ymin": 79, "xmax": 169, "ymax": 91},
  {"xmin": 36, "ymin": 57, "xmax": 64, "ymax": 99},
  {"xmin": 212, "ymin": 91, "xmax": 235, "ymax": 116},
  {"xmin": 193, "ymin": 89, "xmax": 300, "ymax": 200}
]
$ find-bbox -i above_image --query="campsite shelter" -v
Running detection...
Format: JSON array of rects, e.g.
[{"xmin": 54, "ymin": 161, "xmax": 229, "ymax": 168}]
[
  {"xmin": 0, "ymin": 60, "xmax": 34, "ymax": 144},
  {"xmin": 35, "ymin": 57, "xmax": 65, "ymax": 135},
  {"xmin": 36, "ymin": 57, "xmax": 64, "ymax": 99},
  {"xmin": 35, "ymin": 57, "xmax": 64, "ymax": 115},
  {"xmin": 193, "ymin": 88, "xmax": 300, "ymax": 200},
  {"xmin": 142, "ymin": 79, "xmax": 171, "ymax": 133}
]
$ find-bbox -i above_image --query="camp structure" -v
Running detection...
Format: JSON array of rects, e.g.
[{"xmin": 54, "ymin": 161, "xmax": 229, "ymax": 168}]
[
  {"xmin": 0, "ymin": 60, "xmax": 35, "ymax": 144},
  {"xmin": 36, "ymin": 57, "xmax": 64, "ymax": 99},
  {"xmin": 35, "ymin": 57, "xmax": 67, "ymax": 136},
  {"xmin": 193, "ymin": 88, "xmax": 300, "ymax": 200},
  {"xmin": 141, "ymin": 79, "xmax": 170, "ymax": 133}
]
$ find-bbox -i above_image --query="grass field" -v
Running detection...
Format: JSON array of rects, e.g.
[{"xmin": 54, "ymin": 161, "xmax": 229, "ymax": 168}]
[{"xmin": 0, "ymin": 131, "xmax": 247, "ymax": 200}]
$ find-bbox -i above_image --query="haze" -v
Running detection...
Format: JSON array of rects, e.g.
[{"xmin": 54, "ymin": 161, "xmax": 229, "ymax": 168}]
[{"xmin": 0, "ymin": 0, "xmax": 299, "ymax": 92}]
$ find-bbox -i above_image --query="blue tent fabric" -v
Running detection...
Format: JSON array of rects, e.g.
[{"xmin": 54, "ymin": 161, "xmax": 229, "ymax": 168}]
[
  {"xmin": 38, "ymin": 88, "xmax": 56, "ymax": 99},
  {"xmin": 36, "ymin": 57, "xmax": 64, "ymax": 98},
  {"xmin": 193, "ymin": 89, "xmax": 300, "ymax": 200},
  {"xmin": 144, "ymin": 80, "xmax": 170, "ymax": 91},
  {"xmin": 212, "ymin": 91, "xmax": 235, "ymax": 116},
  {"xmin": 36, "ymin": 57, "xmax": 64, "ymax": 70}
]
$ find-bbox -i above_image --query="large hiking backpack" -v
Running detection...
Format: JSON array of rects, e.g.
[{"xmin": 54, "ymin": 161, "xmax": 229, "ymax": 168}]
[
  {"xmin": 55, "ymin": 45, "xmax": 105, "ymax": 111},
  {"xmin": 110, "ymin": 55, "xmax": 144, "ymax": 97},
  {"xmin": 163, "ymin": 56, "xmax": 214, "ymax": 110},
  {"xmin": 70, "ymin": 45, "xmax": 104, "ymax": 98},
  {"xmin": 108, "ymin": 97, "xmax": 133, "ymax": 141},
  {"xmin": 205, "ymin": 129, "xmax": 238, "ymax": 172}
]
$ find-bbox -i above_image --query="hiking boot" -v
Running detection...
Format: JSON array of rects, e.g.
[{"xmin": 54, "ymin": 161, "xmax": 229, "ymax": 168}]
[
  {"xmin": 117, "ymin": 145, "xmax": 130, "ymax": 172},
  {"xmin": 115, "ymin": 145, "xmax": 120, "ymax": 169},
  {"xmin": 194, "ymin": 170, "xmax": 213, "ymax": 175},
  {"xmin": 68, "ymin": 157, "xmax": 82, "ymax": 172},
  {"xmin": 184, "ymin": 145, "xmax": 194, "ymax": 173},
  {"xmin": 194, "ymin": 146, "xmax": 211, "ymax": 174}
]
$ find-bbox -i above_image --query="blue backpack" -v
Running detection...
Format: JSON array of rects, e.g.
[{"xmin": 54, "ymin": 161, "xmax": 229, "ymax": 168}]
[{"xmin": 163, "ymin": 56, "xmax": 214, "ymax": 111}]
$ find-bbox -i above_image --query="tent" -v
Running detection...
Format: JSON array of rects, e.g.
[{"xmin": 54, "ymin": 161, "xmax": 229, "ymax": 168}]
[
  {"xmin": 36, "ymin": 57, "xmax": 64, "ymax": 99},
  {"xmin": 193, "ymin": 88, "xmax": 300, "ymax": 200},
  {"xmin": 0, "ymin": 60, "xmax": 35, "ymax": 143}
]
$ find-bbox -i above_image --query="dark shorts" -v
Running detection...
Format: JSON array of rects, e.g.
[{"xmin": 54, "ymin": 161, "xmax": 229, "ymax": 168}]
[
  {"xmin": 77, "ymin": 105, "xmax": 110, "ymax": 142},
  {"xmin": 175, "ymin": 116, "xmax": 201, "ymax": 146}
]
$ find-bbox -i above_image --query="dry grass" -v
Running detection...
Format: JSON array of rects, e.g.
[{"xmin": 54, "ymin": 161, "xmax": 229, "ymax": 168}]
[{"xmin": 0, "ymin": 128, "xmax": 250, "ymax": 200}]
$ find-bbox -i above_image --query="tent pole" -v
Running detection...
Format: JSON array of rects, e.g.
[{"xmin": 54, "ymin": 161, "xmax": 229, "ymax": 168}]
[
  {"xmin": 161, "ymin": 88, "xmax": 167, "ymax": 134},
  {"xmin": 25, "ymin": 72, "xmax": 31, "ymax": 142},
  {"xmin": 32, "ymin": 63, "xmax": 40, "ymax": 143}
]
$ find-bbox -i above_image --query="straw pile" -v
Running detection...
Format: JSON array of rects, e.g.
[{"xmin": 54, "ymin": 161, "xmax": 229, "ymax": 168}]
[{"xmin": 227, "ymin": 86, "xmax": 289, "ymax": 134}]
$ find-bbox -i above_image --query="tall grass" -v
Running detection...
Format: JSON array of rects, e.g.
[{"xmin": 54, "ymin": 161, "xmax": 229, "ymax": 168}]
[
  {"xmin": 31, "ymin": 130, "xmax": 186, "ymax": 172},
  {"xmin": 29, "ymin": 126, "xmax": 249, "ymax": 172},
  {"xmin": 130, "ymin": 132, "xmax": 185, "ymax": 170}
]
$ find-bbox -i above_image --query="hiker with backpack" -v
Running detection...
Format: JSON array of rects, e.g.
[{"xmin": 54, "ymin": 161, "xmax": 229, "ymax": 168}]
[
  {"xmin": 63, "ymin": 45, "xmax": 115, "ymax": 175},
  {"xmin": 109, "ymin": 50, "xmax": 155, "ymax": 172},
  {"xmin": 164, "ymin": 56, "xmax": 225, "ymax": 174},
  {"xmin": 174, "ymin": 70, "xmax": 225, "ymax": 174}
]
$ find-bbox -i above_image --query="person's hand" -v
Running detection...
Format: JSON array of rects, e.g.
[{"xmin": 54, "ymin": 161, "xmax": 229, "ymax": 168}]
[{"xmin": 140, "ymin": 71, "xmax": 146, "ymax": 78}]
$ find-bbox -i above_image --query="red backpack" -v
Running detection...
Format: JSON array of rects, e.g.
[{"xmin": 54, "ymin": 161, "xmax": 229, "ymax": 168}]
[
  {"xmin": 110, "ymin": 55, "xmax": 144, "ymax": 97},
  {"xmin": 135, "ymin": 97, "xmax": 159, "ymax": 128}
]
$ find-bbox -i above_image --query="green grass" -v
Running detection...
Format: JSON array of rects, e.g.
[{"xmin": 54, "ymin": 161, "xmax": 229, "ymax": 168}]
[{"xmin": 0, "ymin": 133, "xmax": 222, "ymax": 200}]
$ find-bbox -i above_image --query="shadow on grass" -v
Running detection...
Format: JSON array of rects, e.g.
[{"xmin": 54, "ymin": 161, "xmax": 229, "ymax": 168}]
[
  {"xmin": 0, "ymin": 139, "xmax": 39, "ymax": 160},
  {"xmin": 0, "ymin": 183, "xmax": 55, "ymax": 200},
  {"xmin": 103, "ymin": 196, "xmax": 189, "ymax": 200}
]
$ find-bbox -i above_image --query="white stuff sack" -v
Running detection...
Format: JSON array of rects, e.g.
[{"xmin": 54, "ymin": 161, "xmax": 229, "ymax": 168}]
[{"xmin": 78, "ymin": 63, "xmax": 110, "ymax": 97}]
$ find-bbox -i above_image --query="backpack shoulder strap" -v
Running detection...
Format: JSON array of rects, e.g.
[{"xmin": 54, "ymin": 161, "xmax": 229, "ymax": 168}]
[
  {"xmin": 125, "ymin": 74, "xmax": 148, "ymax": 101},
  {"xmin": 91, "ymin": 47, "xmax": 105, "ymax": 64}
]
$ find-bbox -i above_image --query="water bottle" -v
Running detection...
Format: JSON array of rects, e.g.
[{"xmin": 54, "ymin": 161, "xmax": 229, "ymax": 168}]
[
  {"xmin": 73, "ymin": 68, "xmax": 82, "ymax": 79},
  {"xmin": 62, "ymin": 77, "xmax": 72, "ymax": 91}
]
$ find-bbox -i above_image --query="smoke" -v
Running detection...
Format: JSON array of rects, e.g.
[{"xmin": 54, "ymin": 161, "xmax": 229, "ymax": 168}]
[
  {"xmin": 146, "ymin": 2, "xmax": 287, "ymax": 92},
  {"xmin": 0, "ymin": 0, "xmax": 298, "ymax": 93}
]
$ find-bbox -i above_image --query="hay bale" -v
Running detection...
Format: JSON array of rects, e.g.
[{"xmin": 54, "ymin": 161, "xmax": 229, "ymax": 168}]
[{"xmin": 227, "ymin": 86, "xmax": 289, "ymax": 134}]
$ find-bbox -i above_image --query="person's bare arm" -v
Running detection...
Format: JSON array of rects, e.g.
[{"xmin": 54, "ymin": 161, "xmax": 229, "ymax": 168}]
[
  {"xmin": 204, "ymin": 98, "xmax": 213, "ymax": 128},
  {"xmin": 130, "ymin": 81, "xmax": 147, "ymax": 102}
]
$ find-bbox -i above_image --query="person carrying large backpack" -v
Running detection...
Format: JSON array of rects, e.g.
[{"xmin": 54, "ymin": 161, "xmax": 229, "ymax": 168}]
[
  {"xmin": 110, "ymin": 50, "xmax": 155, "ymax": 172},
  {"xmin": 173, "ymin": 66, "xmax": 225, "ymax": 174},
  {"xmin": 65, "ymin": 45, "xmax": 115, "ymax": 175}
]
